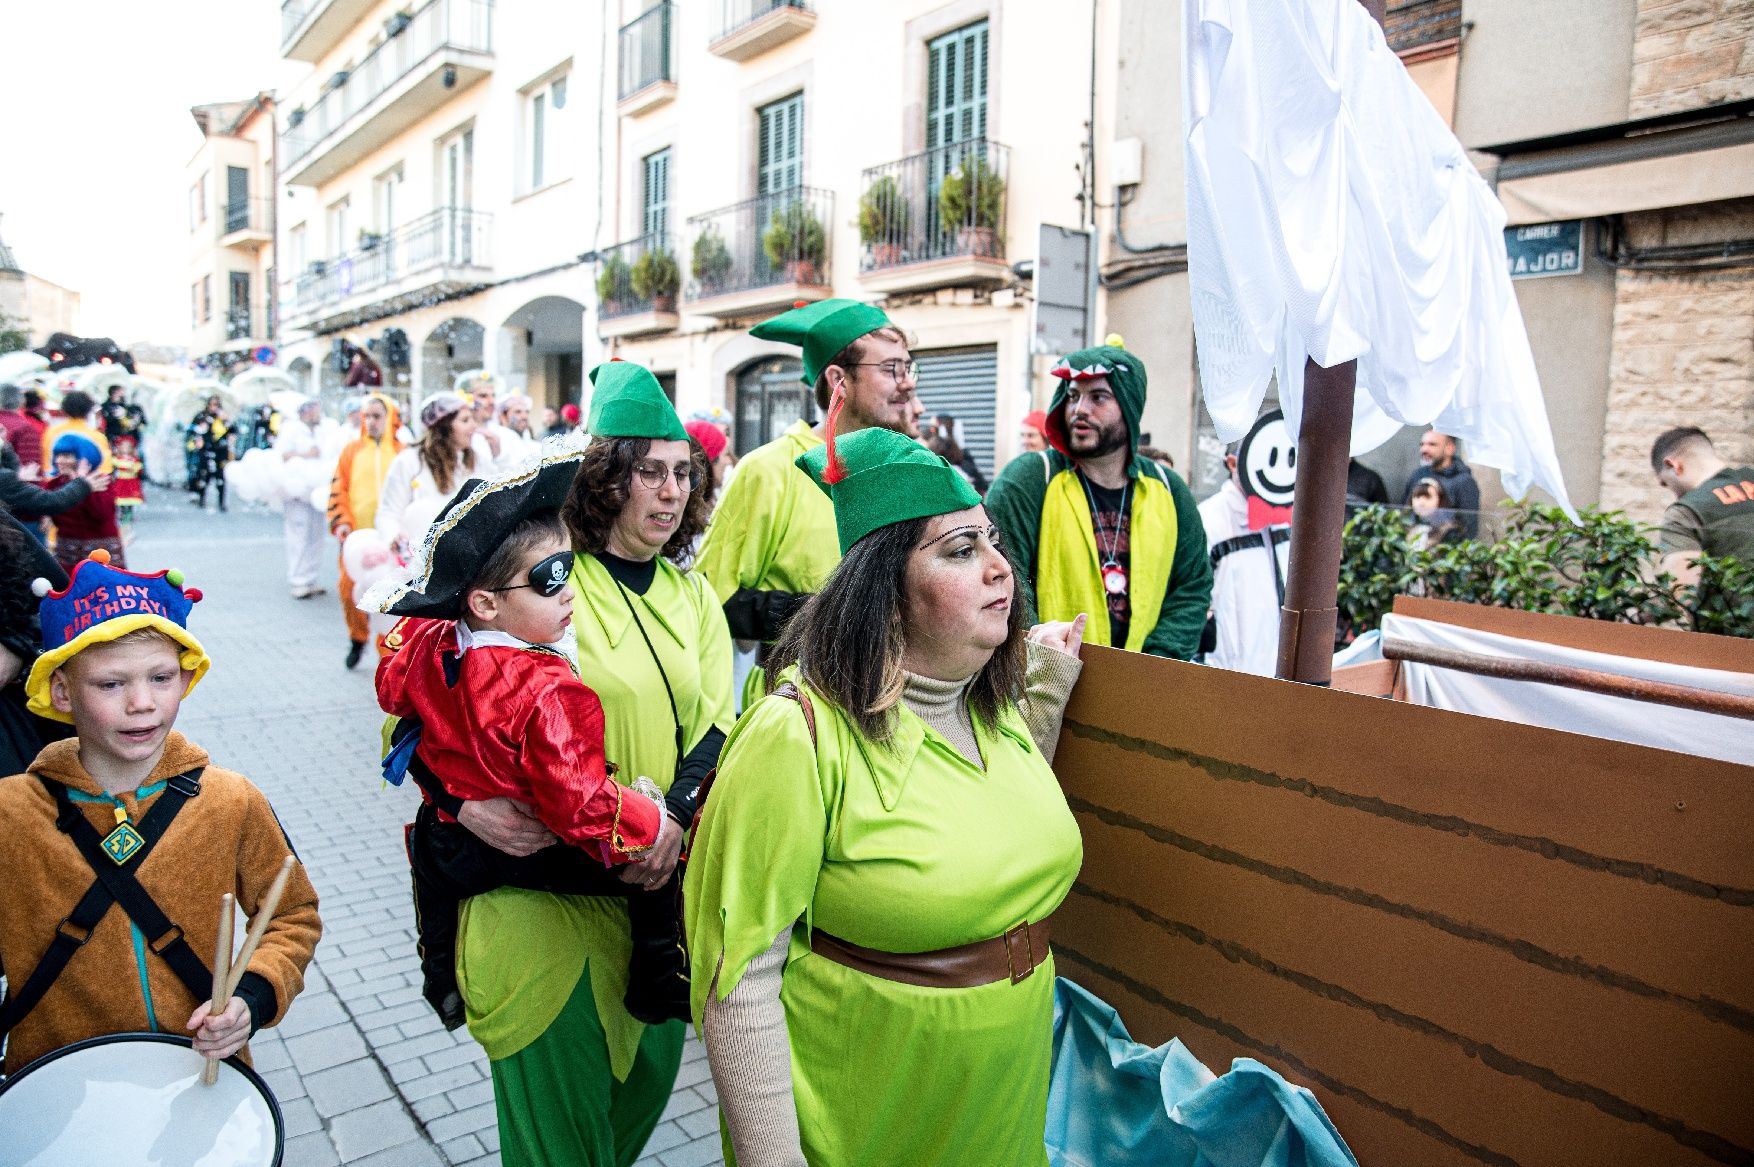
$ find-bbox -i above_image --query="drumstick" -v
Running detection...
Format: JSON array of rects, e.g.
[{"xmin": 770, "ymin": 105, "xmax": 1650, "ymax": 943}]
[
  {"xmin": 201, "ymin": 893, "xmax": 235, "ymax": 1086},
  {"xmin": 222, "ymin": 856, "xmax": 297, "ymax": 1000}
]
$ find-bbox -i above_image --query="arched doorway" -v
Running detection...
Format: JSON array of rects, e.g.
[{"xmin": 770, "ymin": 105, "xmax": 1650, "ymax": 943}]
[
  {"xmin": 421, "ymin": 318, "xmax": 485, "ymax": 397},
  {"xmin": 732, "ymin": 355, "xmax": 808, "ymax": 457},
  {"xmin": 498, "ymin": 296, "xmax": 585, "ymax": 414},
  {"xmin": 286, "ymin": 356, "xmax": 313, "ymax": 396}
]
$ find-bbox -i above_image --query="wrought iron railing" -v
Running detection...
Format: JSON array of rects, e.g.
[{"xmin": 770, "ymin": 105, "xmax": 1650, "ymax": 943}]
[
  {"xmin": 685, "ymin": 186, "xmax": 833, "ymax": 301},
  {"xmin": 859, "ymin": 140, "xmax": 1009, "ymax": 274},
  {"xmin": 712, "ymin": 0, "xmax": 812, "ymax": 43},
  {"xmin": 282, "ymin": 0, "xmax": 494, "ymax": 170},
  {"xmin": 597, "ymin": 234, "xmax": 681, "ymax": 320},
  {"xmin": 219, "ymin": 198, "xmax": 272, "ymax": 238},
  {"xmin": 285, "ymin": 207, "xmax": 491, "ymax": 318},
  {"xmin": 618, "ymin": 3, "xmax": 674, "ymax": 101},
  {"xmin": 223, "ymin": 307, "xmax": 260, "ymax": 342},
  {"xmin": 281, "ymin": 0, "xmax": 318, "ymax": 48}
]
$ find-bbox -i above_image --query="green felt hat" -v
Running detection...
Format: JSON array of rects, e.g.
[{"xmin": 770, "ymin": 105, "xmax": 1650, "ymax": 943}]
[
  {"xmin": 586, "ymin": 360, "xmax": 688, "ymax": 441},
  {"xmin": 796, "ymin": 427, "xmax": 981, "ymax": 553},
  {"xmin": 750, "ymin": 298, "xmax": 895, "ymax": 386}
]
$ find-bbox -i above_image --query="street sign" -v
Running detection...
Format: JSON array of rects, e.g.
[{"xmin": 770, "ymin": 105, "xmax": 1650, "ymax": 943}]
[
  {"xmin": 253, "ymin": 345, "xmax": 276, "ymax": 365},
  {"xmin": 1505, "ymin": 220, "xmax": 1584, "ymax": 280},
  {"xmin": 1033, "ymin": 224, "xmax": 1092, "ymax": 355}
]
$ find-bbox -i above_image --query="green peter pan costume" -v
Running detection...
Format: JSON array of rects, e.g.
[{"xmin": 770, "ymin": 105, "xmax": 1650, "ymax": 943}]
[
  {"xmin": 685, "ymin": 428, "xmax": 1084, "ymax": 1166},
  {"xmin": 456, "ymin": 360, "xmax": 735, "ymax": 1167},
  {"xmin": 692, "ymin": 300, "xmax": 897, "ymax": 707},
  {"xmin": 985, "ymin": 340, "xmax": 1212, "ymax": 659}
]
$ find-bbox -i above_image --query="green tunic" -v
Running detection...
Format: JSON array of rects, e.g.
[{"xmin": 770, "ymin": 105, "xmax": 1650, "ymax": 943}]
[
  {"xmin": 685, "ymin": 674, "xmax": 1083, "ymax": 1166},
  {"xmin": 455, "ymin": 554, "xmax": 735, "ymax": 1158},
  {"xmin": 692, "ymin": 420, "xmax": 839, "ymax": 705}
]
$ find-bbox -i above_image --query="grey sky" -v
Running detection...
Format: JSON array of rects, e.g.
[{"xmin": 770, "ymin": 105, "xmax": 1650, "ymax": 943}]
[{"xmin": 0, "ymin": 2, "xmax": 306, "ymax": 346}]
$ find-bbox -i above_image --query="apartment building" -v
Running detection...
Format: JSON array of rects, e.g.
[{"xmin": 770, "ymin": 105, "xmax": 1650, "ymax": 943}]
[
  {"xmin": 273, "ymin": 0, "xmax": 591, "ymax": 414},
  {"xmin": 185, "ymin": 95, "xmax": 278, "ymax": 374},
  {"xmin": 0, "ymin": 216, "xmax": 82, "ymax": 349},
  {"xmin": 1458, "ymin": 0, "xmax": 1754, "ymax": 522}
]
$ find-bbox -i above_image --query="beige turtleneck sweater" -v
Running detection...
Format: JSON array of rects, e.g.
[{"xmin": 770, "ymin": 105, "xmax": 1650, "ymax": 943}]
[{"xmin": 701, "ymin": 641, "xmax": 1082, "ymax": 1167}]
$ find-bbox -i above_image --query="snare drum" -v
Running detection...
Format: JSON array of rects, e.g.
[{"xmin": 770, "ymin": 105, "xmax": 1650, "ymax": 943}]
[{"xmin": 0, "ymin": 1032, "xmax": 284, "ymax": 1166}]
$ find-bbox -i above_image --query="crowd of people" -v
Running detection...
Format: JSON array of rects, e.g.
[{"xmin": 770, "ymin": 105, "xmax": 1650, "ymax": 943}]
[{"xmin": 0, "ymin": 297, "xmax": 1748, "ymax": 1166}]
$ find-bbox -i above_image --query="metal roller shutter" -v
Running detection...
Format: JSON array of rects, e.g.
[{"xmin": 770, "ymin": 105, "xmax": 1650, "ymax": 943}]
[{"xmin": 915, "ymin": 345, "xmax": 998, "ymax": 479}]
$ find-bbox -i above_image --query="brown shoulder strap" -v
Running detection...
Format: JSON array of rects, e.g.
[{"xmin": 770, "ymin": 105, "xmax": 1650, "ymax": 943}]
[{"xmin": 772, "ymin": 681, "xmax": 818, "ymax": 748}]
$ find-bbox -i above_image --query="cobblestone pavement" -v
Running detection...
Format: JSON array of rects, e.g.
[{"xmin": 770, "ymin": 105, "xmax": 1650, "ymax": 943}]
[{"xmin": 126, "ymin": 501, "xmax": 724, "ymax": 1167}]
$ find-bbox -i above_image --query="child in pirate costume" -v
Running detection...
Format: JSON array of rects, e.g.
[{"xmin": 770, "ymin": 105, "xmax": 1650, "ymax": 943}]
[
  {"xmin": 369, "ymin": 443, "xmax": 689, "ymax": 1033},
  {"xmin": 0, "ymin": 551, "xmax": 321, "ymax": 1075}
]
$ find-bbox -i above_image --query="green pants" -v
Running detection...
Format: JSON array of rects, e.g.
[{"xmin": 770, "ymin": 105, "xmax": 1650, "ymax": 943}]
[{"xmin": 490, "ymin": 969, "xmax": 685, "ymax": 1167}]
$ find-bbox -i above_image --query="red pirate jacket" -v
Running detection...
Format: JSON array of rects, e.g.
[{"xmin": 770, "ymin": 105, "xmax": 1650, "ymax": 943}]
[{"xmin": 376, "ymin": 617, "xmax": 659, "ymax": 859}]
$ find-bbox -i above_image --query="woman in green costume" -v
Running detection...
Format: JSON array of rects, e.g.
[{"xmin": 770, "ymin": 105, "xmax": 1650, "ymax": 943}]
[
  {"xmin": 686, "ymin": 426, "xmax": 1087, "ymax": 1167},
  {"xmin": 453, "ymin": 361, "xmax": 735, "ymax": 1166}
]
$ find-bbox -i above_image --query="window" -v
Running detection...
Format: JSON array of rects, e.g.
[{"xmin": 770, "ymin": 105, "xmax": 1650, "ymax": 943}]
[
  {"xmin": 191, "ymin": 282, "xmax": 200, "ymax": 329},
  {"xmin": 200, "ymin": 275, "xmax": 212, "ymax": 322},
  {"xmin": 225, "ymin": 166, "xmax": 250, "ymax": 233},
  {"xmin": 523, "ymin": 72, "xmax": 571, "ymax": 193},
  {"xmin": 374, "ymin": 165, "xmax": 404, "ymax": 235},
  {"xmin": 189, "ymin": 172, "xmax": 208, "ymax": 231},
  {"xmin": 228, "ymin": 272, "xmax": 251, "ymax": 339},
  {"xmin": 289, "ymin": 223, "xmax": 308, "ymax": 272},
  {"xmin": 326, "ymin": 197, "xmax": 350, "ymax": 255},
  {"xmin": 642, "ymin": 149, "xmax": 671, "ymax": 240},
  {"xmin": 757, "ymin": 93, "xmax": 804, "ymax": 195},
  {"xmin": 926, "ymin": 21, "xmax": 989, "ymax": 151}
]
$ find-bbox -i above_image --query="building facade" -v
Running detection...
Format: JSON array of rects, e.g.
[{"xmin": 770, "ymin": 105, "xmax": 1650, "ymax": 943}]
[
  {"xmin": 0, "ymin": 215, "xmax": 82, "ymax": 350},
  {"xmin": 185, "ymin": 95, "xmax": 279, "ymax": 376}
]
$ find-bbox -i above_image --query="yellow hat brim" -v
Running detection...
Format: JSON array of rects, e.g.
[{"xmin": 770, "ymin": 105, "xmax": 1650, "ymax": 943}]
[{"xmin": 25, "ymin": 615, "xmax": 210, "ymax": 723}]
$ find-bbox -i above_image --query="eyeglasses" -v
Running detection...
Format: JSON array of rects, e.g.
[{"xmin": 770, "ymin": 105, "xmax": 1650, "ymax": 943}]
[
  {"xmin": 846, "ymin": 359, "xmax": 919, "ymax": 384},
  {"xmin": 632, "ymin": 460, "xmax": 702, "ymax": 492}
]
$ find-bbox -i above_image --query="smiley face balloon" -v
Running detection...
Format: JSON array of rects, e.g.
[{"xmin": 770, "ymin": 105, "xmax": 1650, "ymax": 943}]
[{"xmin": 1236, "ymin": 409, "xmax": 1297, "ymax": 508}]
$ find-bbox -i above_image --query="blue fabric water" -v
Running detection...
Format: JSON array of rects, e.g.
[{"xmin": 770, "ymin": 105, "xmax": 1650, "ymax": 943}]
[
  {"xmin": 1046, "ymin": 978, "xmax": 1359, "ymax": 1167},
  {"xmin": 381, "ymin": 719, "xmax": 420, "ymax": 787}
]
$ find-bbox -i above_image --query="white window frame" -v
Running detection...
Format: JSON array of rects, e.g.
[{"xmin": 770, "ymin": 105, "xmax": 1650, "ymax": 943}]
[
  {"xmin": 519, "ymin": 65, "xmax": 573, "ymax": 197},
  {"xmin": 326, "ymin": 196, "xmax": 351, "ymax": 256}
]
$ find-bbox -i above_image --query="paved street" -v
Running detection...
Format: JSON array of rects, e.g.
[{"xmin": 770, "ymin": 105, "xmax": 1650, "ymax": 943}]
[{"xmin": 125, "ymin": 500, "xmax": 724, "ymax": 1167}]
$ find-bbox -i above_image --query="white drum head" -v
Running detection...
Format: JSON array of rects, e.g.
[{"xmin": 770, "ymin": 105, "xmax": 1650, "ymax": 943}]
[{"xmin": 0, "ymin": 1033, "xmax": 283, "ymax": 1166}]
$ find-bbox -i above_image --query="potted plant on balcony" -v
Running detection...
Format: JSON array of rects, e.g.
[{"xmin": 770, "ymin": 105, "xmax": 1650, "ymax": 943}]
[
  {"xmin": 938, "ymin": 152, "xmax": 1006, "ymax": 258},
  {"xmin": 692, "ymin": 230, "xmax": 734, "ymax": 295},
  {"xmin": 630, "ymin": 247, "xmax": 681, "ymax": 314},
  {"xmin": 358, "ymin": 228, "xmax": 384, "ymax": 253},
  {"xmin": 858, "ymin": 175, "xmax": 911, "ymax": 268},
  {"xmin": 306, "ymin": 259, "xmax": 327, "ymax": 278},
  {"xmin": 596, "ymin": 253, "xmax": 633, "ymax": 315},
  {"xmin": 385, "ymin": 9, "xmax": 412, "ymax": 37},
  {"xmin": 287, "ymin": 106, "xmax": 306, "ymax": 129},
  {"xmin": 763, "ymin": 201, "xmax": 828, "ymax": 285}
]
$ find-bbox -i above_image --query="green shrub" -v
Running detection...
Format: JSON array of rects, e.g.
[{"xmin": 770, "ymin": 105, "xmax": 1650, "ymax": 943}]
[
  {"xmin": 596, "ymin": 254, "xmax": 631, "ymax": 303},
  {"xmin": 629, "ymin": 247, "xmax": 680, "ymax": 301},
  {"xmin": 762, "ymin": 201, "xmax": 827, "ymax": 270},
  {"xmin": 858, "ymin": 175, "xmax": 911, "ymax": 244},
  {"xmin": 938, "ymin": 152, "xmax": 1006, "ymax": 234},
  {"xmin": 691, "ymin": 231, "xmax": 732, "ymax": 285}
]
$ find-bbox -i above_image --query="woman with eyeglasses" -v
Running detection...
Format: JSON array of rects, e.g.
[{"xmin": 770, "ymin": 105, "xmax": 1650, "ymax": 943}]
[
  {"xmin": 447, "ymin": 360, "xmax": 734, "ymax": 1167},
  {"xmin": 686, "ymin": 425, "xmax": 1088, "ymax": 1167}
]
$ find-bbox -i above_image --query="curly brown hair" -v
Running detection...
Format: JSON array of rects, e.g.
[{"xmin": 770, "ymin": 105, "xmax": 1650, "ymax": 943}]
[{"xmin": 560, "ymin": 436, "xmax": 712, "ymax": 564}]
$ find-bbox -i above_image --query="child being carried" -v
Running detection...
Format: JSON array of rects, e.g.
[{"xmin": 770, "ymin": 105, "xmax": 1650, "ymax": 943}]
[{"xmin": 370, "ymin": 450, "xmax": 688, "ymax": 1030}]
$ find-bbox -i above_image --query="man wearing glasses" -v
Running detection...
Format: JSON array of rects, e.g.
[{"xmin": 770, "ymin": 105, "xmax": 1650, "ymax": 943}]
[
  {"xmin": 693, "ymin": 299, "xmax": 925, "ymax": 707},
  {"xmin": 986, "ymin": 337, "xmax": 1211, "ymax": 659}
]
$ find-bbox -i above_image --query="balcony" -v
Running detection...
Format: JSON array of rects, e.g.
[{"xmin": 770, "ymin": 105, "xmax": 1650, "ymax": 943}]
[
  {"xmin": 684, "ymin": 186, "xmax": 833, "ymax": 319},
  {"xmin": 281, "ymin": 0, "xmax": 494, "ymax": 187},
  {"xmin": 857, "ymin": 140, "xmax": 1012, "ymax": 295},
  {"xmin": 709, "ymin": 0, "xmax": 815, "ymax": 63},
  {"xmin": 618, "ymin": 3, "xmax": 676, "ymax": 116},
  {"xmin": 282, "ymin": 207, "xmax": 491, "ymax": 333},
  {"xmin": 218, "ymin": 199, "xmax": 274, "ymax": 250},
  {"xmin": 281, "ymin": 0, "xmax": 379, "ymax": 63},
  {"xmin": 596, "ymin": 234, "xmax": 681, "ymax": 339}
]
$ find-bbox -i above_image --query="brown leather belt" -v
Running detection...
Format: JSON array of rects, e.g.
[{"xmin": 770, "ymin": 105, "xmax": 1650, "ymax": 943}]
[{"xmin": 808, "ymin": 918, "xmax": 1052, "ymax": 989}]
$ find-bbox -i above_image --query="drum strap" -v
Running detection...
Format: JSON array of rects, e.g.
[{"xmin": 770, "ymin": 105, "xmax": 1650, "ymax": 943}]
[{"xmin": 0, "ymin": 770, "xmax": 209, "ymax": 1040}]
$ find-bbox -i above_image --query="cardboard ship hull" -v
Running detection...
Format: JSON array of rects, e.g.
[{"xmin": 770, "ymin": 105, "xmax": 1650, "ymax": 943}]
[{"xmin": 1052, "ymin": 607, "xmax": 1753, "ymax": 1166}]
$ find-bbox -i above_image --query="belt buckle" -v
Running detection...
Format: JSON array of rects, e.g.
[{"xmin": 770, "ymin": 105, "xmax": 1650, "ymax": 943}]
[{"xmin": 1004, "ymin": 920, "xmax": 1036, "ymax": 984}]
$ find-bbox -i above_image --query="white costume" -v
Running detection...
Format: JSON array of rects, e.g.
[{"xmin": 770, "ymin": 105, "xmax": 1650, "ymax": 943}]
[
  {"xmin": 374, "ymin": 440, "xmax": 493, "ymax": 553},
  {"xmin": 273, "ymin": 415, "xmax": 331, "ymax": 593},
  {"xmin": 1183, "ymin": 0, "xmax": 1570, "ymax": 511},
  {"xmin": 1198, "ymin": 480, "xmax": 1288, "ymax": 678}
]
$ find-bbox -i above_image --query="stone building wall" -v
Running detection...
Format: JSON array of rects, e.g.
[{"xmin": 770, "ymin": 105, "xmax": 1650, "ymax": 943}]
[
  {"xmin": 1631, "ymin": 0, "xmax": 1754, "ymax": 118},
  {"xmin": 1600, "ymin": 197, "xmax": 1754, "ymax": 523}
]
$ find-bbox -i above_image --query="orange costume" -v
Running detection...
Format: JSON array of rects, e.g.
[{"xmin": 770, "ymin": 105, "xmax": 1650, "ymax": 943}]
[{"xmin": 326, "ymin": 393, "xmax": 403, "ymax": 650}]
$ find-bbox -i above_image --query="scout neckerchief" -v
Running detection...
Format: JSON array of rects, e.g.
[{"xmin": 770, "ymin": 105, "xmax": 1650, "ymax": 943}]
[
  {"xmin": 0, "ymin": 770, "xmax": 211, "ymax": 1038},
  {"xmin": 1077, "ymin": 468, "xmax": 1133, "ymax": 597}
]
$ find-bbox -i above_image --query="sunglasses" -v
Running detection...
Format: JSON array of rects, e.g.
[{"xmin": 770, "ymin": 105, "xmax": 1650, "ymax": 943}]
[{"xmin": 488, "ymin": 550, "xmax": 574, "ymax": 597}]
